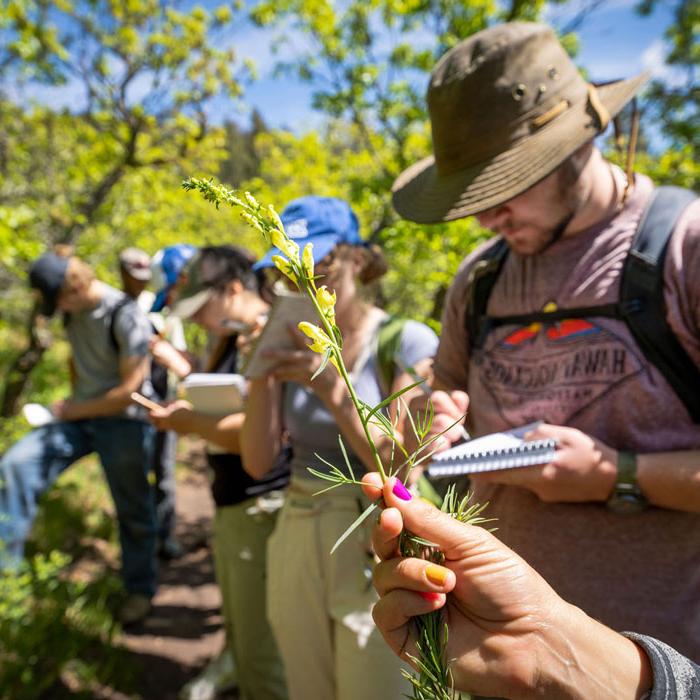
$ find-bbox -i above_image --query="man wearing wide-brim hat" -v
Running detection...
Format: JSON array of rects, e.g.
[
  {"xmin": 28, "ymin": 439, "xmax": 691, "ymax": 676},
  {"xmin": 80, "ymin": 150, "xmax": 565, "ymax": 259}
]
[{"xmin": 396, "ymin": 22, "xmax": 700, "ymax": 661}]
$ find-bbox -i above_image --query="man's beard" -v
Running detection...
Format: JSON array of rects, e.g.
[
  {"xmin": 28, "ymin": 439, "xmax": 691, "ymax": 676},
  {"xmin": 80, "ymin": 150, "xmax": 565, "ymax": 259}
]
[
  {"xmin": 538, "ymin": 208, "xmax": 577, "ymax": 253},
  {"xmin": 530, "ymin": 158, "xmax": 585, "ymax": 254}
]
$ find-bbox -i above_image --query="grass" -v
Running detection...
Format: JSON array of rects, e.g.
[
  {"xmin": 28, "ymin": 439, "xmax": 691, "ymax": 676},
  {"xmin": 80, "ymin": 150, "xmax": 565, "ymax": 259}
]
[{"xmin": 0, "ymin": 455, "xmax": 138, "ymax": 699}]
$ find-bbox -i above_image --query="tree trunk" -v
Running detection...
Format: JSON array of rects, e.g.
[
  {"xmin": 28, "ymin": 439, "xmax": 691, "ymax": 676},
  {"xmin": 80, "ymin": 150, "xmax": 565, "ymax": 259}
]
[{"xmin": 0, "ymin": 307, "xmax": 52, "ymax": 418}]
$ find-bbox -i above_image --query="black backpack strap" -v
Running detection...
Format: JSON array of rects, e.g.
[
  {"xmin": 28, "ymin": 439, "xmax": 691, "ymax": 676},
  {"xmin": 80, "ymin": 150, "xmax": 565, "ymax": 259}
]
[
  {"xmin": 620, "ymin": 185, "xmax": 700, "ymax": 422},
  {"xmin": 108, "ymin": 297, "xmax": 136, "ymax": 353},
  {"xmin": 465, "ymin": 238, "xmax": 509, "ymax": 351}
]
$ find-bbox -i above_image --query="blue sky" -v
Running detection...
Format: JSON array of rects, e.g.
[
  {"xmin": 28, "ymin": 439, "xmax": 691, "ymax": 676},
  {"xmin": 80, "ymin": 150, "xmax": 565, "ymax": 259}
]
[
  {"xmin": 237, "ymin": 0, "xmax": 678, "ymax": 132},
  {"xmin": 10, "ymin": 1, "xmax": 678, "ymax": 134}
]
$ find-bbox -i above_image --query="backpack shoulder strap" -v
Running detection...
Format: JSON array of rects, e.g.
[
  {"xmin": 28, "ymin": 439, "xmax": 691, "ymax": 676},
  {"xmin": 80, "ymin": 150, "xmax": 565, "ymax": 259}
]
[
  {"xmin": 108, "ymin": 296, "xmax": 136, "ymax": 353},
  {"xmin": 376, "ymin": 314, "xmax": 408, "ymax": 397},
  {"xmin": 621, "ymin": 185, "xmax": 700, "ymax": 421},
  {"xmin": 464, "ymin": 238, "xmax": 509, "ymax": 352}
]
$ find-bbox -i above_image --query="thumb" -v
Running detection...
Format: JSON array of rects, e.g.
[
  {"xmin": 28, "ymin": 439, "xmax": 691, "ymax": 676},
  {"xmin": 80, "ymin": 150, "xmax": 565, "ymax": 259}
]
[{"xmin": 383, "ymin": 477, "xmax": 491, "ymax": 559}]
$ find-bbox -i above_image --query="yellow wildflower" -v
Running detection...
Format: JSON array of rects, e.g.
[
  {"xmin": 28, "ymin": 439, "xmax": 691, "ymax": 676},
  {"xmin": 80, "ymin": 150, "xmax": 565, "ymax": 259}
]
[
  {"xmin": 316, "ymin": 285, "xmax": 336, "ymax": 325},
  {"xmin": 240, "ymin": 211, "xmax": 263, "ymax": 232},
  {"xmin": 298, "ymin": 322, "xmax": 339, "ymax": 370},
  {"xmin": 267, "ymin": 204, "xmax": 284, "ymax": 232},
  {"xmin": 302, "ymin": 243, "xmax": 314, "ymax": 280},
  {"xmin": 243, "ymin": 191, "xmax": 259, "ymax": 209},
  {"xmin": 271, "ymin": 228, "xmax": 300, "ymax": 262},
  {"xmin": 272, "ymin": 255, "xmax": 297, "ymax": 284}
]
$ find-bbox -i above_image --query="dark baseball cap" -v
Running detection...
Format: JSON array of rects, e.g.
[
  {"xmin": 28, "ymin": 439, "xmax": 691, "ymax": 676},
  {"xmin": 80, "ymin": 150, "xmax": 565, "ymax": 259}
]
[{"xmin": 29, "ymin": 253, "xmax": 69, "ymax": 317}]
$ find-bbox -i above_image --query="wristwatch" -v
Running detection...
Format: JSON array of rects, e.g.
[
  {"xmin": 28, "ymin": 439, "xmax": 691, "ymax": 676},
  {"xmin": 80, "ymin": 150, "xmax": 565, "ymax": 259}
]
[{"xmin": 606, "ymin": 451, "xmax": 648, "ymax": 514}]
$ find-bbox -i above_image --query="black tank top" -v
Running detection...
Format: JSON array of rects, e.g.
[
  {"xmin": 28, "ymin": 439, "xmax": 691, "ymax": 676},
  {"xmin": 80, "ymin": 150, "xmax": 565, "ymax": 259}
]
[{"xmin": 207, "ymin": 336, "xmax": 290, "ymax": 507}]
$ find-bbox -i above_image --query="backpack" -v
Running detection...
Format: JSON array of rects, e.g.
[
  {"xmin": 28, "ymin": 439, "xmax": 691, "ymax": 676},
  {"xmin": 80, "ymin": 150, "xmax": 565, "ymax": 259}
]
[
  {"xmin": 464, "ymin": 186, "xmax": 700, "ymax": 422},
  {"xmin": 66, "ymin": 296, "xmax": 166, "ymax": 398}
]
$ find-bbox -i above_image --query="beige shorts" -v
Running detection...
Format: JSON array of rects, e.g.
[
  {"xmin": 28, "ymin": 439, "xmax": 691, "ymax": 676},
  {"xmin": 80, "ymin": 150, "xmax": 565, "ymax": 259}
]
[{"xmin": 266, "ymin": 475, "xmax": 410, "ymax": 700}]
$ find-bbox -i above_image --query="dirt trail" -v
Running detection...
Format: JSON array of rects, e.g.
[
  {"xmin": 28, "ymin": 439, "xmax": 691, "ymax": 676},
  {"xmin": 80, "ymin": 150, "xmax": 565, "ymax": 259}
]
[{"xmin": 118, "ymin": 450, "xmax": 236, "ymax": 700}]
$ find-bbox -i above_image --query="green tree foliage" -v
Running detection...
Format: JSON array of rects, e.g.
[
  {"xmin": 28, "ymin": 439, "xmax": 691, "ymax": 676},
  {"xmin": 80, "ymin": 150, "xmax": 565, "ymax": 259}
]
[
  {"xmin": 634, "ymin": 0, "xmax": 699, "ymax": 190},
  {"xmin": 247, "ymin": 0, "xmax": 571, "ymax": 323},
  {"xmin": 0, "ymin": 0, "xmax": 250, "ymax": 414},
  {"xmin": 219, "ymin": 109, "xmax": 269, "ymax": 187}
]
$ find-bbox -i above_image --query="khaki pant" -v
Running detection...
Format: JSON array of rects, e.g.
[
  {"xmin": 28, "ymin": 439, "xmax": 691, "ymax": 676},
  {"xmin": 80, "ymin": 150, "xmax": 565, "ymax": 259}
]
[
  {"xmin": 212, "ymin": 496, "xmax": 288, "ymax": 700},
  {"xmin": 266, "ymin": 476, "xmax": 410, "ymax": 700}
]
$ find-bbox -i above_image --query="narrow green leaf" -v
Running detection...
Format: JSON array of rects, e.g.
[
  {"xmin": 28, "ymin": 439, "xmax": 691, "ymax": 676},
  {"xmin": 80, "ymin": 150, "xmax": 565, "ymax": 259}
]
[
  {"xmin": 365, "ymin": 379, "xmax": 423, "ymax": 422},
  {"xmin": 337, "ymin": 434, "xmax": 355, "ymax": 481},
  {"xmin": 311, "ymin": 347, "xmax": 332, "ymax": 381},
  {"xmin": 330, "ymin": 503, "xmax": 377, "ymax": 555}
]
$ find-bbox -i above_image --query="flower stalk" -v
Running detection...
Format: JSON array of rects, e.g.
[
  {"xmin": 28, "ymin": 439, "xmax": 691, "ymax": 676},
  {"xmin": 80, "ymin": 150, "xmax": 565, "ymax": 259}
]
[{"xmin": 183, "ymin": 177, "xmax": 490, "ymax": 700}]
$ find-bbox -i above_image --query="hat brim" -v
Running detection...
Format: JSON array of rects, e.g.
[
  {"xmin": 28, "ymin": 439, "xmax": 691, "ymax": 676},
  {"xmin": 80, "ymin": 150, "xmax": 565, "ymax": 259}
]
[
  {"xmin": 150, "ymin": 289, "xmax": 168, "ymax": 313},
  {"xmin": 392, "ymin": 73, "xmax": 649, "ymax": 224},
  {"xmin": 169, "ymin": 288, "xmax": 213, "ymax": 319},
  {"xmin": 126, "ymin": 268, "xmax": 152, "ymax": 282},
  {"xmin": 254, "ymin": 234, "xmax": 340, "ymax": 270}
]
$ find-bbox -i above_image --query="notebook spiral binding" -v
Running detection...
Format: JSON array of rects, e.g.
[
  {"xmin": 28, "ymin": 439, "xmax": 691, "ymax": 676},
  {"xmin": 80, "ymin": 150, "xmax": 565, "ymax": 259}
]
[{"xmin": 428, "ymin": 438, "xmax": 557, "ymax": 478}]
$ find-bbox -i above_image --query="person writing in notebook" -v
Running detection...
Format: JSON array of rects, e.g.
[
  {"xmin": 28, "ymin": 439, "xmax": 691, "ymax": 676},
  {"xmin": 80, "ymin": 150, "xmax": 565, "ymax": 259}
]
[
  {"xmin": 146, "ymin": 245, "xmax": 290, "ymax": 700},
  {"xmin": 0, "ymin": 250, "xmax": 158, "ymax": 626},
  {"xmin": 393, "ymin": 22, "xmax": 700, "ymax": 660}
]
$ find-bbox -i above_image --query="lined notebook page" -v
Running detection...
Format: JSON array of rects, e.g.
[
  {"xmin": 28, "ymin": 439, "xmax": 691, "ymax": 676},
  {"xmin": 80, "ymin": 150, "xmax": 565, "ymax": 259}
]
[{"xmin": 428, "ymin": 423, "xmax": 556, "ymax": 477}]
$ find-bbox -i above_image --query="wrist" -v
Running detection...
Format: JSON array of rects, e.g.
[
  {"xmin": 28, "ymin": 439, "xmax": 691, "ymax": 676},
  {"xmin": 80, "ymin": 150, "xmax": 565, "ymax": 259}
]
[{"xmin": 528, "ymin": 601, "xmax": 652, "ymax": 700}]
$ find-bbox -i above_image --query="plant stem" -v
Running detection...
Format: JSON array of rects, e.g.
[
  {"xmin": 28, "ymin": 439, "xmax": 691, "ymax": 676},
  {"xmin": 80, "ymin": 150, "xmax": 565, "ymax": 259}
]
[{"xmin": 302, "ymin": 278, "xmax": 388, "ymax": 483}]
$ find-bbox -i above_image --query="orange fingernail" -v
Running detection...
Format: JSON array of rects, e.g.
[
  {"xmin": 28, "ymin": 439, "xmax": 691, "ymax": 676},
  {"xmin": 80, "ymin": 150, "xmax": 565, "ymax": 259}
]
[{"xmin": 425, "ymin": 564, "xmax": 448, "ymax": 586}]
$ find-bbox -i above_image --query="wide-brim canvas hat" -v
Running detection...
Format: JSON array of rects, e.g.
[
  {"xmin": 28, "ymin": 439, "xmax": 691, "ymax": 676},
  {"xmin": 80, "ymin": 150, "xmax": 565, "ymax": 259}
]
[
  {"xmin": 254, "ymin": 196, "xmax": 362, "ymax": 270},
  {"xmin": 392, "ymin": 22, "xmax": 649, "ymax": 223}
]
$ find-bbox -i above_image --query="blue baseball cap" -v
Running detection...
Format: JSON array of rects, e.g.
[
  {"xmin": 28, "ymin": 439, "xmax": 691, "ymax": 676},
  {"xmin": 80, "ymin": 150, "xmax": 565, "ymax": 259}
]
[
  {"xmin": 29, "ymin": 253, "xmax": 69, "ymax": 317},
  {"xmin": 254, "ymin": 196, "xmax": 362, "ymax": 270},
  {"xmin": 150, "ymin": 244, "xmax": 197, "ymax": 312}
]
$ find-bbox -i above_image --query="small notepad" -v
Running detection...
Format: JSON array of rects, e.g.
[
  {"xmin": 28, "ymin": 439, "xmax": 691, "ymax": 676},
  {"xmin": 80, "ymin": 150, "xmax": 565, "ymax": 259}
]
[
  {"xmin": 183, "ymin": 373, "xmax": 247, "ymax": 415},
  {"xmin": 240, "ymin": 293, "xmax": 317, "ymax": 379},
  {"xmin": 428, "ymin": 422, "xmax": 557, "ymax": 478}
]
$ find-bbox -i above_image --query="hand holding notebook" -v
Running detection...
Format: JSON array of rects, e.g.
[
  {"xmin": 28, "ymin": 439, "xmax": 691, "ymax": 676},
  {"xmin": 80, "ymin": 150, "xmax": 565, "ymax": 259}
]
[
  {"xmin": 428, "ymin": 421, "xmax": 557, "ymax": 478},
  {"xmin": 239, "ymin": 293, "xmax": 317, "ymax": 379}
]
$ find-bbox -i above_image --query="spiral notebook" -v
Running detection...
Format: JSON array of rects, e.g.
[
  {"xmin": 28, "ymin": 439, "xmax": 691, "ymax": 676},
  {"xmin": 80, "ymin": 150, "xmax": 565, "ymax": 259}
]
[{"xmin": 427, "ymin": 422, "xmax": 557, "ymax": 478}]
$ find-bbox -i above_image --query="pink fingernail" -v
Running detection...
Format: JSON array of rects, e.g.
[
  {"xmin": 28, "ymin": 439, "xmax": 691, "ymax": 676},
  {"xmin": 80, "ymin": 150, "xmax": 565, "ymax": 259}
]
[
  {"xmin": 392, "ymin": 479, "xmax": 412, "ymax": 501},
  {"xmin": 419, "ymin": 591, "xmax": 441, "ymax": 602}
]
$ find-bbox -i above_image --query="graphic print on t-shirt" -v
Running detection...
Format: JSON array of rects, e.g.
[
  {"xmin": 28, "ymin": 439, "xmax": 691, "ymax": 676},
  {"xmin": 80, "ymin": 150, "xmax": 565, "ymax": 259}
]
[{"xmin": 474, "ymin": 302, "xmax": 646, "ymax": 426}]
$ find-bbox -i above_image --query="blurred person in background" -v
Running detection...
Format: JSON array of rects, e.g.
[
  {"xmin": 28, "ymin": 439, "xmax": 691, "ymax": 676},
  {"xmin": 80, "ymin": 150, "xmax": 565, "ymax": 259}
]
[
  {"xmin": 0, "ymin": 249, "xmax": 158, "ymax": 626},
  {"xmin": 143, "ymin": 244, "xmax": 197, "ymax": 560},
  {"xmin": 118, "ymin": 246, "xmax": 155, "ymax": 312},
  {"xmin": 148, "ymin": 245, "xmax": 290, "ymax": 700},
  {"xmin": 241, "ymin": 196, "xmax": 439, "ymax": 700}
]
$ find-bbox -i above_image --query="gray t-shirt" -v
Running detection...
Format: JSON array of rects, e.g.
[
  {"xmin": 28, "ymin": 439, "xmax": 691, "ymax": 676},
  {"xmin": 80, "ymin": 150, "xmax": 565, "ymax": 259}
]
[
  {"xmin": 67, "ymin": 282, "xmax": 152, "ymax": 416},
  {"xmin": 283, "ymin": 314, "xmax": 439, "ymax": 478},
  {"xmin": 624, "ymin": 633, "xmax": 700, "ymax": 700}
]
